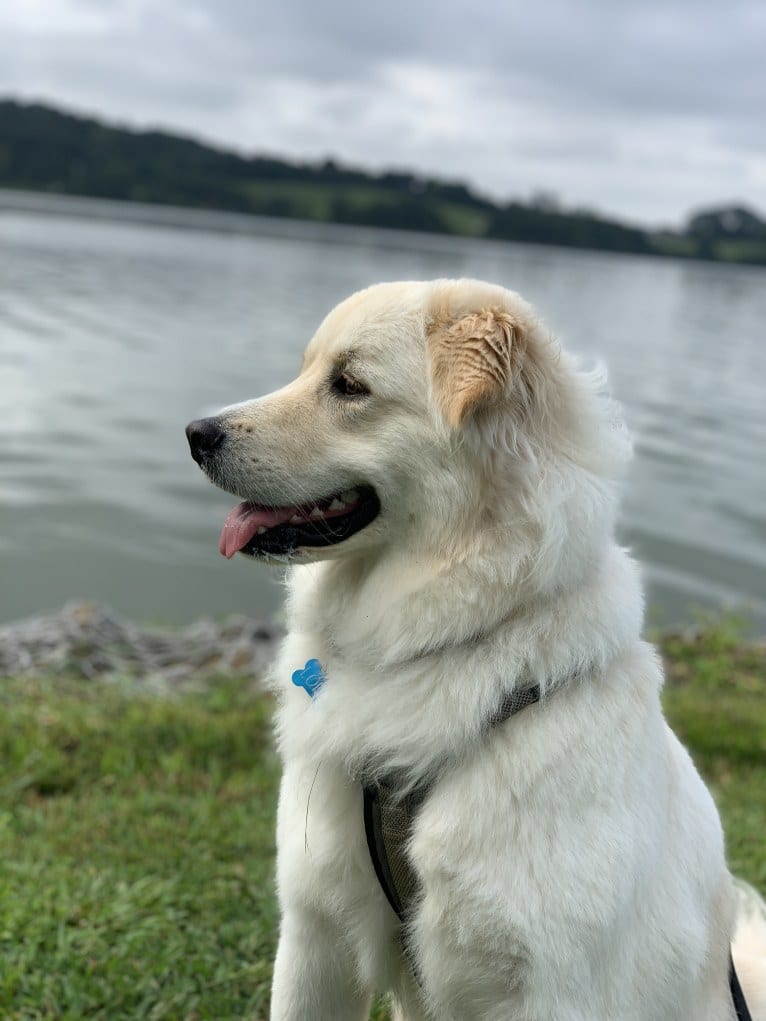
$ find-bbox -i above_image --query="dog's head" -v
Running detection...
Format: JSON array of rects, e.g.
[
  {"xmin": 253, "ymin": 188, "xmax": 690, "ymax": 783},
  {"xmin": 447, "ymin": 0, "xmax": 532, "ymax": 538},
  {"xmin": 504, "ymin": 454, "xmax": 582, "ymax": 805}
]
[{"xmin": 187, "ymin": 279, "xmax": 629, "ymax": 587}]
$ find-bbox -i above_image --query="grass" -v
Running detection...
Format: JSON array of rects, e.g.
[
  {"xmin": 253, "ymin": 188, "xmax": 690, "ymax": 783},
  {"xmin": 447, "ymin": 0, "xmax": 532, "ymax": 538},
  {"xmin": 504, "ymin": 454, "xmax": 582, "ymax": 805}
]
[
  {"xmin": 0, "ymin": 678, "xmax": 280, "ymax": 1020},
  {"xmin": 650, "ymin": 234, "xmax": 766, "ymax": 265},
  {"xmin": 0, "ymin": 626, "xmax": 763, "ymax": 1019},
  {"xmin": 659, "ymin": 622, "xmax": 766, "ymax": 891},
  {"xmin": 238, "ymin": 180, "xmax": 490, "ymax": 237}
]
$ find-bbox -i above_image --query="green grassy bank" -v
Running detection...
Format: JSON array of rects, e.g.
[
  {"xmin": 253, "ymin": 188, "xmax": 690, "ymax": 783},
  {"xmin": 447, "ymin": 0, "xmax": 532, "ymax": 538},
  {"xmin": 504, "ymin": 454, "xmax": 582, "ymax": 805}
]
[{"xmin": 0, "ymin": 627, "xmax": 764, "ymax": 1020}]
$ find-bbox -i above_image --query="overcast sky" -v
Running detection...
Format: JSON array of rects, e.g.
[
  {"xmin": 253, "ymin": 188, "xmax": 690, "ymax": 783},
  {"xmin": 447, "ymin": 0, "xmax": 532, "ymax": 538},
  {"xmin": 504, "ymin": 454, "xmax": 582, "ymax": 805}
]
[{"xmin": 2, "ymin": 0, "xmax": 764, "ymax": 225}]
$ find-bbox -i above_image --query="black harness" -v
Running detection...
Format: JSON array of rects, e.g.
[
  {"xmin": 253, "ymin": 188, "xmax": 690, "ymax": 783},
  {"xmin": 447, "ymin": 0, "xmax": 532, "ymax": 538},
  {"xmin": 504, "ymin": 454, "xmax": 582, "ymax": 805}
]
[
  {"xmin": 731, "ymin": 951, "xmax": 754, "ymax": 1021},
  {"xmin": 362, "ymin": 682, "xmax": 752, "ymax": 1019},
  {"xmin": 363, "ymin": 682, "xmax": 541, "ymax": 922}
]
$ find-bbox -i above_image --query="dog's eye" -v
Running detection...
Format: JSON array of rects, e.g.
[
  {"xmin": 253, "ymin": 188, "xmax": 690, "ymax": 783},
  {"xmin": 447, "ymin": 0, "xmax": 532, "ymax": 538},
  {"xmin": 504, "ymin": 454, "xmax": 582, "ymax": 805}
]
[{"xmin": 332, "ymin": 373, "xmax": 369, "ymax": 398}]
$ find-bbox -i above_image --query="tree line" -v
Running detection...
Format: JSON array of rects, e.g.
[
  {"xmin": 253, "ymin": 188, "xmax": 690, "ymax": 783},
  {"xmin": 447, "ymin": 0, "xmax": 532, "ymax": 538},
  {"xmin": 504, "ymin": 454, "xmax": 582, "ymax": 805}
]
[{"xmin": 1, "ymin": 99, "xmax": 764, "ymax": 264}]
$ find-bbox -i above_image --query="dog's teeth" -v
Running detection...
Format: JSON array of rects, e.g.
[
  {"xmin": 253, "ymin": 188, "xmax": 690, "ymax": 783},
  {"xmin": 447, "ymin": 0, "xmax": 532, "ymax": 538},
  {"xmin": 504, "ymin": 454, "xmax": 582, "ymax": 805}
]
[
  {"xmin": 256, "ymin": 526, "xmax": 267, "ymax": 535},
  {"xmin": 329, "ymin": 498, "xmax": 345, "ymax": 511},
  {"xmin": 289, "ymin": 514, "xmax": 303, "ymax": 524},
  {"xmin": 310, "ymin": 507, "xmax": 325, "ymax": 519},
  {"xmin": 341, "ymin": 489, "xmax": 359, "ymax": 503}
]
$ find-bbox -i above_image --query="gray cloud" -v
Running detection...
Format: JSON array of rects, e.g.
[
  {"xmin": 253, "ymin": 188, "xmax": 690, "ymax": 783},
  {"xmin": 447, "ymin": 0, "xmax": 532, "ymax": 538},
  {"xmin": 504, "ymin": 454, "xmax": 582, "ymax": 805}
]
[{"xmin": 1, "ymin": 0, "xmax": 764, "ymax": 223}]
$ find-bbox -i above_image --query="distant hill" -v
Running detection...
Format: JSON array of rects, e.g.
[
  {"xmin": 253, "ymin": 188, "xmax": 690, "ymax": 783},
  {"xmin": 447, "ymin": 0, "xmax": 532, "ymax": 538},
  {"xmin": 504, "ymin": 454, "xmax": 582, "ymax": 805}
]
[{"xmin": 1, "ymin": 99, "xmax": 765, "ymax": 265}]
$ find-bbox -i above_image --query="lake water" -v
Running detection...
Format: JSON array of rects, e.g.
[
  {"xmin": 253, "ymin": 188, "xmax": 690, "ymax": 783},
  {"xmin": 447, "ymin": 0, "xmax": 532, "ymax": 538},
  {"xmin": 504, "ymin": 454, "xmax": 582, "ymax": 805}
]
[{"xmin": 2, "ymin": 190, "xmax": 765, "ymax": 632}]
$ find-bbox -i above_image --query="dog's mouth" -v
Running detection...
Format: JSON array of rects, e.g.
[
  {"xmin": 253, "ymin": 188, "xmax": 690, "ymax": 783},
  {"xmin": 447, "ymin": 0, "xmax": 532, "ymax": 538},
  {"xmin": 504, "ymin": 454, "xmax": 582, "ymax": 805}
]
[{"xmin": 218, "ymin": 485, "xmax": 381, "ymax": 559}]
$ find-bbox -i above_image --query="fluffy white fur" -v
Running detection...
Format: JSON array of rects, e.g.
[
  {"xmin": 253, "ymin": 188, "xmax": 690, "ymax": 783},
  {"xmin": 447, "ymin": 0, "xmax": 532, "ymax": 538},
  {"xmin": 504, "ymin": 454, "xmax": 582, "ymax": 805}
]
[{"xmin": 203, "ymin": 280, "xmax": 765, "ymax": 1020}]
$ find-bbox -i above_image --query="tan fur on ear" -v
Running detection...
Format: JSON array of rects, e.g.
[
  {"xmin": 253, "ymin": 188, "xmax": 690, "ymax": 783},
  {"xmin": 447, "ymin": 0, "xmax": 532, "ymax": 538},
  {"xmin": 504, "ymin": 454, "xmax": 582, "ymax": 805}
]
[{"xmin": 428, "ymin": 306, "xmax": 527, "ymax": 427}]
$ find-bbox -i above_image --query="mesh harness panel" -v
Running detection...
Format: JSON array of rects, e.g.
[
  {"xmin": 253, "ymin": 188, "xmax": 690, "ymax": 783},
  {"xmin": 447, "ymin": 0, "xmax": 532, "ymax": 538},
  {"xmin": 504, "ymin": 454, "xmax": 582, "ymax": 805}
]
[
  {"xmin": 361, "ymin": 680, "xmax": 752, "ymax": 1018},
  {"xmin": 362, "ymin": 683, "xmax": 541, "ymax": 922},
  {"xmin": 362, "ymin": 780, "xmax": 427, "ymax": 921}
]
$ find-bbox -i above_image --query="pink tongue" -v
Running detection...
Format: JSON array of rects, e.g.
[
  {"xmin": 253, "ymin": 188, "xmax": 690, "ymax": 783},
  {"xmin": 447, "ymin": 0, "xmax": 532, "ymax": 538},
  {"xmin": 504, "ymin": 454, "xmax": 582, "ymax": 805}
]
[{"xmin": 219, "ymin": 502, "xmax": 299, "ymax": 559}]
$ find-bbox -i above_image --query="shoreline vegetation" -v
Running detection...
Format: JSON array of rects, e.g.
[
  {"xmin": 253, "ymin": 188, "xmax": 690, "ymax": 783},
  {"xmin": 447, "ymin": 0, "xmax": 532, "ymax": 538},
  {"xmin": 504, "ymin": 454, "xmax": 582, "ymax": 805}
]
[
  {"xmin": 2, "ymin": 98, "xmax": 766, "ymax": 267},
  {"xmin": 0, "ymin": 604, "xmax": 764, "ymax": 1019}
]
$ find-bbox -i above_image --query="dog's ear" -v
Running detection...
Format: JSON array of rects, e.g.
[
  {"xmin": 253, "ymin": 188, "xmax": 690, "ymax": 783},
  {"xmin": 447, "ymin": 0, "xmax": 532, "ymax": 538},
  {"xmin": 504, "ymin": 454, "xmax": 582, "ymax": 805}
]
[{"xmin": 427, "ymin": 306, "xmax": 527, "ymax": 428}]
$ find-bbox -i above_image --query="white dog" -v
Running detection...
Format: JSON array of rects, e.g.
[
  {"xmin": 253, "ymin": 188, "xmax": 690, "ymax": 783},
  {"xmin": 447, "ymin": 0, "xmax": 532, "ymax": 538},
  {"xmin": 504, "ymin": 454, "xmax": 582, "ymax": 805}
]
[{"xmin": 186, "ymin": 279, "xmax": 765, "ymax": 1020}]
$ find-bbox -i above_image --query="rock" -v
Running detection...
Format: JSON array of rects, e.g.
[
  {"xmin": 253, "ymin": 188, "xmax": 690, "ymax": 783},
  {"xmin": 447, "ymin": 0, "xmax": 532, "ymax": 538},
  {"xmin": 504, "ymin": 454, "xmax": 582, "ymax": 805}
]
[{"xmin": 0, "ymin": 602, "xmax": 282, "ymax": 686}]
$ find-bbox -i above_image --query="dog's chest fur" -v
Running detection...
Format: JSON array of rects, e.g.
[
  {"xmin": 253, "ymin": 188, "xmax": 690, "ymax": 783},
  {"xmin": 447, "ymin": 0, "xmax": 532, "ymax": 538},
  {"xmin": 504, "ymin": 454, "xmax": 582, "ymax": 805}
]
[{"xmin": 269, "ymin": 550, "xmax": 734, "ymax": 1019}]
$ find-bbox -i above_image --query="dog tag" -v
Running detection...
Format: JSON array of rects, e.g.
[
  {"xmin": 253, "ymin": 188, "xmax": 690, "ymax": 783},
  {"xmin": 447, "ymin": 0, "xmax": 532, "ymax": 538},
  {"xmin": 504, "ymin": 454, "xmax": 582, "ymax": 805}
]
[{"xmin": 291, "ymin": 658, "xmax": 325, "ymax": 698}]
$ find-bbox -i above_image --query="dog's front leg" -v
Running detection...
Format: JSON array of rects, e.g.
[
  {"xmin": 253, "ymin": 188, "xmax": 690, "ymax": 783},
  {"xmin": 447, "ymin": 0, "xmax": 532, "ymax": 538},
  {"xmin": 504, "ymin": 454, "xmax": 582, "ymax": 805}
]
[{"xmin": 270, "ymin": 908, "xmax": 371, "ymax": 1021}]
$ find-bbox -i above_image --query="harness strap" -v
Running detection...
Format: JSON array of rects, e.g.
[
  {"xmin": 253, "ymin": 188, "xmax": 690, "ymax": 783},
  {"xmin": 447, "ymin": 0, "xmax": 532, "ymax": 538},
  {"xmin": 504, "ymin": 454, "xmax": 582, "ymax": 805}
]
[
  {"xmin": 362, "ymin": 783, "xmax": 406, "ymax": 921},
  {"xmin": 361, "ymin": 680, "xmax": 753, "ymax": 1020},
  {"xmin": 730, "ymin": 952, "xmax": 753, "ymax": 1021},
  {"xmin": 363, "ymin": 683, "xmax": 542, "ymax": 928},
  {"xmin": 482, "ymin": 682, "xmax": 541, "ymax": 731}
]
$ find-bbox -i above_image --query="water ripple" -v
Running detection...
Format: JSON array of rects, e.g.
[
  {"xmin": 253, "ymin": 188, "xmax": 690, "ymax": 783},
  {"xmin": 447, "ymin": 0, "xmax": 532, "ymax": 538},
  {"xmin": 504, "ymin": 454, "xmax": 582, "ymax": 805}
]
[{"xmin": 1, "ymin": 197, "xmax": 765, "ymax": 628}]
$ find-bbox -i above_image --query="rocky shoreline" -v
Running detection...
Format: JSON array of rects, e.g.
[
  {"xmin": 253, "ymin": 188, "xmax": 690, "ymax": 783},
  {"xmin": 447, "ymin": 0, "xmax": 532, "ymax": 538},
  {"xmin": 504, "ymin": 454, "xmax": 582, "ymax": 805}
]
[
  {"xmin": 0, "ymin": 601, "xmax": 282, "ymax": 687},
  {"xmin": 2, "ymin": 603, "xmax": 763, "ymax": 693}
]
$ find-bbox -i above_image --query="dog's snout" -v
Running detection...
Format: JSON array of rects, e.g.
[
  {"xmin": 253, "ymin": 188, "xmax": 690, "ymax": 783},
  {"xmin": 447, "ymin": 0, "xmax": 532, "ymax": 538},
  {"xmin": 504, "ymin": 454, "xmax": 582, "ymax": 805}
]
[{"xmin": 186, "ymin": 417, "xmax": 226, "ymax": 465}]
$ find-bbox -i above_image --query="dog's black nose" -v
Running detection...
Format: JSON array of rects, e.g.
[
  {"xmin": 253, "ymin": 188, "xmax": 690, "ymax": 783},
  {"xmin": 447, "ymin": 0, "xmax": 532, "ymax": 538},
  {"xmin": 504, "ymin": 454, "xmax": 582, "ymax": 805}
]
[{"xmin": 186, "ymin": 417, "xmax": 225, "ymax": 465}]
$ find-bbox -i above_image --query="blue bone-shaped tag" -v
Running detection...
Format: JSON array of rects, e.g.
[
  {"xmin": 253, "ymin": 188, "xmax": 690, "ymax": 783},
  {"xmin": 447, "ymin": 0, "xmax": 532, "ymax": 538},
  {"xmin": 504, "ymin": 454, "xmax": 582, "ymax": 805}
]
[{"xmin": 292, "ymin": 658, "xmax": 325, "ymax": 698}]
